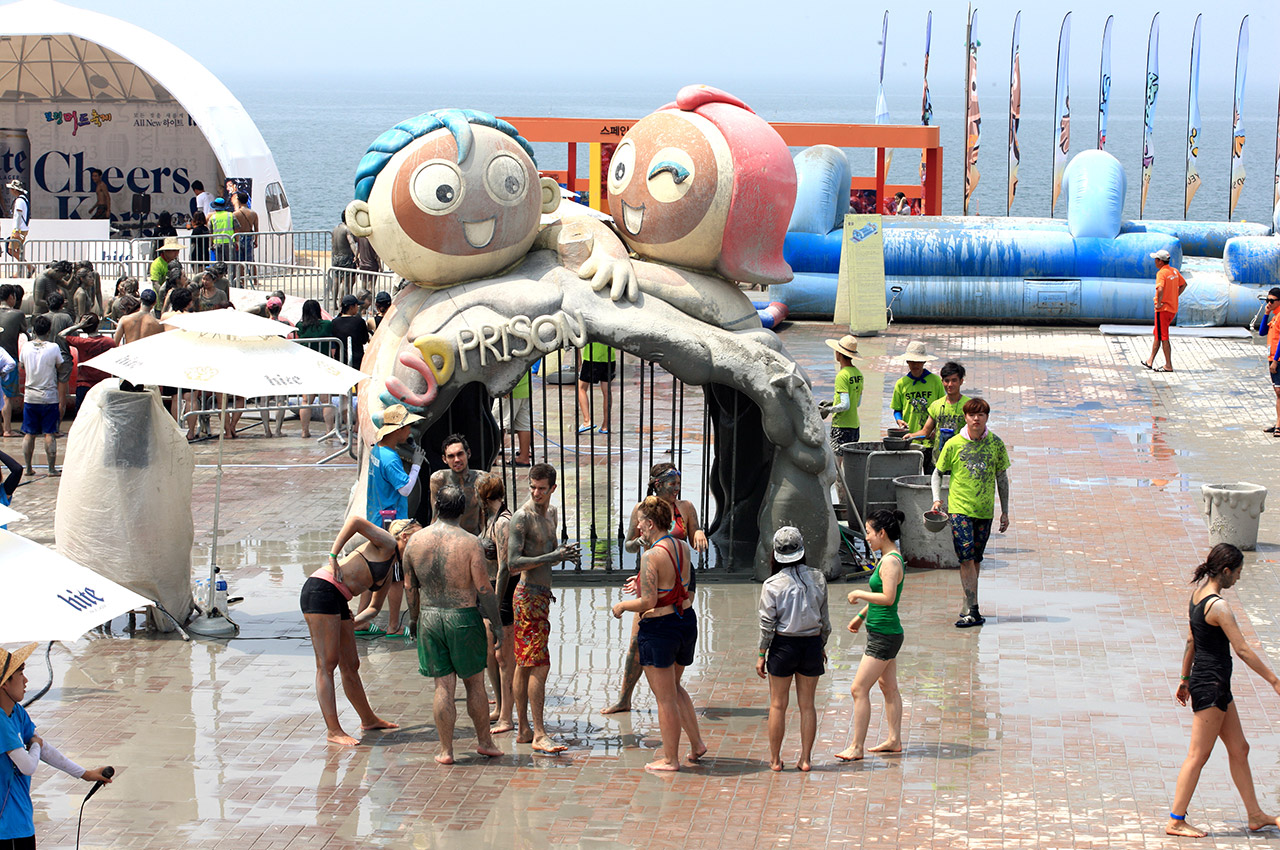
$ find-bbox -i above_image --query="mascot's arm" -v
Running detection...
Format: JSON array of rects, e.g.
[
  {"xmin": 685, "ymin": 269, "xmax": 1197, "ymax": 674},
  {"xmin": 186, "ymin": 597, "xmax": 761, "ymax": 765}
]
[{"xmin": 536, "ymin": 218, "xmax": 637, "ymax": 302}]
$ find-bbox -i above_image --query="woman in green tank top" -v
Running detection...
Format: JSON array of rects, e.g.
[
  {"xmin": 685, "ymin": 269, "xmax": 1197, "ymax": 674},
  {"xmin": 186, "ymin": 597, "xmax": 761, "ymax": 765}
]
[{"xmin": 835, "ymin": 509, "xmax": 906, "ymax": 762}]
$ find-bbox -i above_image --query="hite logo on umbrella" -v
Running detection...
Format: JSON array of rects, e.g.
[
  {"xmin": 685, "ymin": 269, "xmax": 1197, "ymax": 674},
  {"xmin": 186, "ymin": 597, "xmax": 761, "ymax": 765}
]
[
  {"xmin": 184, "ymin": 366, "xmax": 219, "ymax": 382},
  {"xmin": 57, "ymin": 586, "xmax": 106, "ymax": 612}
]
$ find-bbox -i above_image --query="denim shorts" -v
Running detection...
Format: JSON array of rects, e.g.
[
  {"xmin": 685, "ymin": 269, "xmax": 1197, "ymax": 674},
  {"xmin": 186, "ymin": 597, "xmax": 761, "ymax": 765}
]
[{"xmin": 637, "ymin": 608, "xmax": 697, "ymax": 669}]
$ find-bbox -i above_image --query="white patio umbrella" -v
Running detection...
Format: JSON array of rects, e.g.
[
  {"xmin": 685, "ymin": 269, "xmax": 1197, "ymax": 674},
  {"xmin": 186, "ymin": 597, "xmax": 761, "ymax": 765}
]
[
  {"xmin": 0, "ymin": 529, "xmax": 154, "ymax": 643},
  {"xmin": 84, "ymin": 310, "xmax": 369, "ymax": 636},
  {"xmin": 0, "ymin": 504, "xmax": 26, "ymax": 526}
]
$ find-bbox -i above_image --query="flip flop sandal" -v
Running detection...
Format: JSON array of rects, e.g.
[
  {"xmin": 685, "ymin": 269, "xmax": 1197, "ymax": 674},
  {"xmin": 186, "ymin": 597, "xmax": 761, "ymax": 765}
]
[
  {"xmin": 1140, "ymin": 361, "xmax": 1154, "ymax": 370},
  {"xmin": 1265, "ymin": 427, "xmax": 1277, "ymax": 434},
  {"xmin": 354, "ymin": 625, "xmax": 387, "ymax": 638}
]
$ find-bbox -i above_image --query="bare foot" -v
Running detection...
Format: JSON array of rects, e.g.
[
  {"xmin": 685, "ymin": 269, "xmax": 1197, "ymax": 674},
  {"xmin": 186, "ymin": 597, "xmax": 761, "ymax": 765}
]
[
  {"xmin": 489, "ymin": 710, "xmax": 500, "ymax": 722},
  {"xmin": 360, "ymin": 718, "xmax": 399, "ymax": 731},
  {"xmin": 490, "ymin": 721, "xmax": 515, "ymax": 735},
  {"xmin": 531, "ymin": 735, "xmax": 567, "ymax": 755},
  {"xmin": 867, "ymin": 740, "xmax": 902, "ymax": 754},
  {"xmin": 685, "ymin": 746, "xmax": 707, "ymax": 764},
  {"xmin": 47, "ymin": 468, "xmax": 59, "ymax": 477},
  {"xmin": 797, "ymin": 757, "xmax": 812, "ymax": 772},
  {"xmin": 326, "ymin": 731, "xmax": 360, "ymax": 746},
  {"xmin": 435, "ymin": 753, "xmax": 455, "ymax": 765},
  {"xmin": 769, "ymin": 759, "xmax": 783, "ymax": 772},
  {"xmin": 516, "ymin": 728, "xmax": 534, "ymax": 744},
  {"xmin": 601, "ymin": 702, "xmax": 631, "ymax": 715},
  {"xmin": 1166, "ymin": 818, "xmax": 1206, "ymax": 838},
  {"xmin": 644, "ymin": 758, "xmax": 679, "ymax": 773},
  {"xmin": 476, "ymin": 744, "xmax": 503, "ymax": 758},
  {"xmin": 834, "ymin": 746, "xmax": 864, "ymax": 762},
  {"xmin": 301, "ymin": 431, "xmax": 311, "ymax": 439},
  {"xmin": 24, "ymin": 467, "xmax": 35, "ymax": 476},
  {"xmin": 1248, "ymin": 812, "xmax": 1280, "ymax": 832}
]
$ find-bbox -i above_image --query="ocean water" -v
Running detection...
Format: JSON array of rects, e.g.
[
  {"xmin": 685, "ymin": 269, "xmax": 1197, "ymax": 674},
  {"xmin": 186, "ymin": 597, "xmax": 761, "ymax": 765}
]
[{"xmin": 234, "ymin": 76, "xmax": 1279, "ymax": 234}]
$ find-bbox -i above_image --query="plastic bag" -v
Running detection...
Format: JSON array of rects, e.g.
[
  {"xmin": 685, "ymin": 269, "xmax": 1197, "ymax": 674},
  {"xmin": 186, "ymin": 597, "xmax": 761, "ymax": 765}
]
[{"xmin": 54, "ymin": 380, "xmax": 195, "ymax": 631}]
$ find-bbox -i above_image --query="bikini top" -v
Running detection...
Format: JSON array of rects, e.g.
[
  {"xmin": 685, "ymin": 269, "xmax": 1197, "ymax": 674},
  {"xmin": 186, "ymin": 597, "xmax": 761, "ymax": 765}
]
[
  {"xmin": 653, "ymin": 534, "xmax": 690, "ymax": 610},
  {"xmin": 360, "ymin": 549, "xmax": 399, "ymax": 592},
  {"xmin": 673, "ymin": 510, "xmax": 687, "ymax": 540}
]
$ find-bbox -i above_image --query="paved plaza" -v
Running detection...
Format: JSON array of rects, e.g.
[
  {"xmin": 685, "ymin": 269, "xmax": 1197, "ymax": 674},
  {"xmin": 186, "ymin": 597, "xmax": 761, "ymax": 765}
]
[{"xmin": 13, "ymin": 322, "xmax": 1280, "ymax": 848}]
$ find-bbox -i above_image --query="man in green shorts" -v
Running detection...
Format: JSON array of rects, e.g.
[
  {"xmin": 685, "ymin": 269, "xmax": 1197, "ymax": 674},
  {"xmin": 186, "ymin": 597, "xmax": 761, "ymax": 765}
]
[
  {"xmin": 908, "ymin": 361, "xmax": 969, "ymax": 468},
  {"xmin": 930, "ymin": 397, "xmax": 1010, "ymax": 628},
  {"xmin": 891, "ymin": 340, "xmax": 945, "ymax": 473},
  {"xmin": 405, "ymin": 484, "xmax": 504, "ymax": 764}
]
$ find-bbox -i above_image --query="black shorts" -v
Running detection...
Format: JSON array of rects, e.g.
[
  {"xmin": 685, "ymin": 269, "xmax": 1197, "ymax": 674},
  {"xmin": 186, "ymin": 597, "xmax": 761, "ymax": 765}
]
[
  {"xmin": 299, "ymin": 576, "xmax": 352, "ymax": 620},
  {"xmin": 637, "ymin": 609, "xmax": 697, "ymax": 669},
  {"xmin": 0, "ymin": 837, "xmax": 36, "ymax": 850},
  {"xmin": 1268, "ymin": 362, "xmax": 1280, "ymax": 387},
  {"xmin": 1189, "ymin": 678, "xmax": 1233, "ymax": 713},
  {"xmin": 766, "ymin": 633, "xmax": 825, "ymax": 678},
  {"xmin": 578, "ymin": 360, "xmax": 616, "ymax": 384},
  {"xmin": 498, "ymin": 574, "xmax": 517, "ymax": 627},
  {"xmin": 865, "ymin": 629, "xmax": 905, "ymax": 661}
]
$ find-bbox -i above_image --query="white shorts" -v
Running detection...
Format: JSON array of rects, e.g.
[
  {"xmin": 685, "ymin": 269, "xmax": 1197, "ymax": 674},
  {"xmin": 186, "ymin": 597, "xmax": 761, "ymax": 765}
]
[{"xmin": 492, "ymin": 396, "xmax": 531, "ymax": 432}]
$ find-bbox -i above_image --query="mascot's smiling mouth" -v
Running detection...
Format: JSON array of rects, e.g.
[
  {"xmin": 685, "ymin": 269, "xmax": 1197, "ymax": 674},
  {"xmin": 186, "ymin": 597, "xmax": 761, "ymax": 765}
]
[
  {"xmin": 621, "ymin": 201, "xmax": 644, "ymax": 236},
  {"xmin": 462, "ymin": 217, "xmax": 496, "ymax": 248}
]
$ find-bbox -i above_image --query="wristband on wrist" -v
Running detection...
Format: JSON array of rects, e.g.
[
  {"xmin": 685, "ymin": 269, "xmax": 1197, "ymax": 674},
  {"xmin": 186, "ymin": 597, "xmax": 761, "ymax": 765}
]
[
  {"xmin": 329, "ymin": 552, "xmax": 338, "ymax": 559},
  {"xmin": 1180, "ymin": 674, "xmax": 1190, "ymax": 682},
  {"xmin": 758, "ymin": 650, "xmax": 766, "ymax": 658}
]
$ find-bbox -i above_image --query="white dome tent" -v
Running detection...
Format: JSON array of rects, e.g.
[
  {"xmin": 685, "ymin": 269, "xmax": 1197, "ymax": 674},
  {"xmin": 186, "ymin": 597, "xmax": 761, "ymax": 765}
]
[{"xmin": 0, "ymin": 0, "xmax": 291, "ymax": 232}]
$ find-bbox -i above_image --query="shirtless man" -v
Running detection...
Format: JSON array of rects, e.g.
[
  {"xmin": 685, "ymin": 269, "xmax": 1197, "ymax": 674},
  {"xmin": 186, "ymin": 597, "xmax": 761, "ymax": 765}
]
[
  {"xmin": 32, "ymin": 261, "xmax": 73, "ymax": 316},
  {"xmin": 71, "ymin": 261, "xmax": 104, "ymax": 318},
  {"xmin": 113, "ymin": 289, "xmax": 163, "ymax": 344},
  {"xmin": 428, "ymin": 434, "xmax": 494, "ymax": 535},
  {"xmin": 89, "ymin": 168, "xmax": 111, "ymax": 219},
  {"xmin": 405, "ymin": 485, "xmax": 504, "ymax": 765},
  {"xmin": 508, "ymin": 463, "xmax": 581, "ymax": 754},
  {"xmin": 232, "ymin": 192, "xmax": 259, "ymax": 276}
]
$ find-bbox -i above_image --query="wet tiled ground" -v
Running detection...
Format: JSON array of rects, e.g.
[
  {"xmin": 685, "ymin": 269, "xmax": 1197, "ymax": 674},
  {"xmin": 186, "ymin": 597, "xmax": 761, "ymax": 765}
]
[{"xmin": 11, "ymin": 323, "xmax": 1280, "ymax": 848}]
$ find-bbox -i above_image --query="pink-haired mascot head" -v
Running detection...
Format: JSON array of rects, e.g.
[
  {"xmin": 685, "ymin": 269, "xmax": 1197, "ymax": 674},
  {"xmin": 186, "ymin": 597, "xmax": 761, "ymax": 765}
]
[{"xmin": 606, "ymin": 85, "xmax": 795, "ymax": 286}]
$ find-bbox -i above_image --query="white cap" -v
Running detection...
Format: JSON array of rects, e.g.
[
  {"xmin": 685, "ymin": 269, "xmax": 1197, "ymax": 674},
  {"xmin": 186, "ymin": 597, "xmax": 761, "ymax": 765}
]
[{"xmin": 772, "ymin": 526, "xmax": 805, "ymax": 564}]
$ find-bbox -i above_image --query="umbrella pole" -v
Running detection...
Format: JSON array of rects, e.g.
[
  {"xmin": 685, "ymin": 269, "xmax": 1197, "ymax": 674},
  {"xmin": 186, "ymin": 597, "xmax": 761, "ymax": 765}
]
[{"xmin": 188, "ymin": 428, "xmax": 238, "ymax": 637}]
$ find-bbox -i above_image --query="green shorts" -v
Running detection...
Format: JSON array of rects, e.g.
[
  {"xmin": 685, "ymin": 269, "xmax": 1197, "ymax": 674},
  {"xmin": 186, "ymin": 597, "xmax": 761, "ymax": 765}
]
[{"xmin": 417, "ymin": 606, "xmax": 488, "ymax": 679}]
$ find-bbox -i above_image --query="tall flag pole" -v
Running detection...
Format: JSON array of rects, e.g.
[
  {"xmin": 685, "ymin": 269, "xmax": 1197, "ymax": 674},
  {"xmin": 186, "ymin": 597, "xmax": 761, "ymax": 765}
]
[
  {"xmin": 1184, "ymin": 15, "xmax": 1203, "ymax": 218},
  {"xmin": 1273, "ymin": 70, "xmax": 1280, "ymax": 232},
  {"xmin": 1229, "ymin": 16, "xmax": 1249, "ymax": 220},
  {"xmin": 1097, "ymin": 15, "xmax": 1113, "ymax": 150},
  {"xmin": 919, "ymin": 11, "xmax": 933, "ymax": 188},
  {"xmin": 1140, "ymin": 13, "xmax": 1160, "ymax": 219},
  {"xmin": 1008, "ymin": 11, "xmax": 1021, "ymax": 215},
  {"xmin": 1051, "ymin": 13, "xmax": 1071, "ymax": 217},
  {"xmin": 876, "ymin": 11, "xmax": 894, "ymax": 177},
  {"xmin": 963, "ymin": 5, "xmax": 981, "ymax": 215}
]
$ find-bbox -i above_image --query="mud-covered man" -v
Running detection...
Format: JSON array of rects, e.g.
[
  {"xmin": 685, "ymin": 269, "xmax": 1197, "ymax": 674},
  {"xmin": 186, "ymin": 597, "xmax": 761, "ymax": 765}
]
[
  {"xmin": 428, "ymin": 433, "xmax": 494, "ymax": 534},
  {"xmin": 405, "ymin": 484, "xmax": 504, "ymax": 765},
  {"xmin": 508, "ymin": 463, "xmax": 580, "ymax": 754}
]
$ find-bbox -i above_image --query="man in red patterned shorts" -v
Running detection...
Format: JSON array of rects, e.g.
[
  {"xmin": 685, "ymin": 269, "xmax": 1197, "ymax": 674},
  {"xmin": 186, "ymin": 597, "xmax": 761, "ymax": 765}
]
[{"xmin": 508, "ymin": 463, "xmax": 580, "ymax": 754}]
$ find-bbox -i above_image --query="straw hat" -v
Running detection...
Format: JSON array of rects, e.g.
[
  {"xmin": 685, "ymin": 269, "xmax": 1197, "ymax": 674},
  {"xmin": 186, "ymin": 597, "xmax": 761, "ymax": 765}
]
[
  {"xmin": 895, "ymin": 340, "xmax": 938, "ymax": 363},
  {"xmin": 0, "ymin": 642, "xmax": 38, "ymax": 689},
  {"xmin": 158, "ymin": 237, "xmax": 182, "ymax": 253},
  {"xmin": 374, "ymin": 404, "xmax": 423, "ymax": 441},
  {"xmin": 824, "ymin": 334, "xmax": 860, "ymax": 360},
  {"xmin": 6, "ymin": 179, "xmax": 25, "ymax": 192}
]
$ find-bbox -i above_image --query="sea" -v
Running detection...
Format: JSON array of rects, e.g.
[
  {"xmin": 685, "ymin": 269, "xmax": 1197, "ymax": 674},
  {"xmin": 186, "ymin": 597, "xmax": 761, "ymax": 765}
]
[{"xmin": 231, "ymin": 74, "xmax": 1279, "ymax": 234}]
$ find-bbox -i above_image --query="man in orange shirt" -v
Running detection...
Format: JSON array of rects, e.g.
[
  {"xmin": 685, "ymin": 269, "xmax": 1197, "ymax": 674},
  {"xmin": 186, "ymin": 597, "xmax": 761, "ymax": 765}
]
[
  {"xmin": 1142, "ymin": 249, "xmax": 1187, "ymax": 372},
  {"xmin": 1258, "ymin": 288, "xmax": 1280, "ymax": 434}
]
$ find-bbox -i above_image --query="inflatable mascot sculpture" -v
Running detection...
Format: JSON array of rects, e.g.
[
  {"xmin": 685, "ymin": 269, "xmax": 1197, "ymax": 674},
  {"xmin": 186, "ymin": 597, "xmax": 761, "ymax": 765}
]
[{"xmin": 345, "ymin": 88, "xmax": 839, "ymax": 578}]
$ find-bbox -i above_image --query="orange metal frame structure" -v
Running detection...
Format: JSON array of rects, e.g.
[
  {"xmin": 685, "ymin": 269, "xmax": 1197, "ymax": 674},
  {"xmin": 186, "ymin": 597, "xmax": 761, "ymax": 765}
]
[{"xmin": 500, "ymin": 116, "xmax": 942, "ymax": 216}]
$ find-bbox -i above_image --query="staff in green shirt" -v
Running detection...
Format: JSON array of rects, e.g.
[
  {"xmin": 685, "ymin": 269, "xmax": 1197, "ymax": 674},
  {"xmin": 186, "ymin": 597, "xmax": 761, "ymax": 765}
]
[
  {"xmin": 931, "ymin": 397, "xmax": 1011, "ymax": 629},
  {"xmin": 819, "ymin": 334, "xmax": 864, "ymax": 454},
  {"xmin": 908, "ymin": 361, "xmax": 969, "ymax": 466},
  {"xmin": 891, "ymin": 340, "xmax": 945, "ymax": 473}
]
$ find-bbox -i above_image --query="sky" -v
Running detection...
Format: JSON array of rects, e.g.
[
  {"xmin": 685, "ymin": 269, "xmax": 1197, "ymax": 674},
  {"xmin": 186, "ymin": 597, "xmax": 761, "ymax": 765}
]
[{"xmin": 24, "ymin": 0, "xmax": 1280, "ymax": 101}]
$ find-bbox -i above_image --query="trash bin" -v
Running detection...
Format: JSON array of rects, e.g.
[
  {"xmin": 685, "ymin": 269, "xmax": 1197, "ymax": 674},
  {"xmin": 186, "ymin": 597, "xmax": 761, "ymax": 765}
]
[
  {"xmin": 1201, "ymin": 482, "xmax": 1267, "ymax": 551},
  {"xmin": 839, "ymin": 442, "xmax": 923, "ymax": 522},
  {"xmin": 894, "ymin": 474, "xmax": 959, "ymax": 569}
]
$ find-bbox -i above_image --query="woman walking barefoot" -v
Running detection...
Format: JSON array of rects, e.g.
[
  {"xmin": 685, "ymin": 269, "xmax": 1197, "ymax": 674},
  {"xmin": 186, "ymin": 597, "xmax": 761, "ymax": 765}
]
[
  {"xmin": 478, "ymin": 476, "xmax": 516, "ymax": 734},
  {"xmin": 610, "ymin": 496, "xmax": 705, "ymax": 771},
  {"xmin": 1167, "ymin": 543, "xmax": 1280, "ymax": 838},
  {"xmin": 836, "ymin": 510, "xmax": 906, "ymax": 762},
  {"xmin": 300, "ymin": 515, "xmax": 419, "ymax": 745},
  {"xmin": 757, "ymin": 527, "xmax": 830, "ymax": 772},
  {"xmin": 603, "ymin": 463, "xmax": 708, "ymax": 716}
]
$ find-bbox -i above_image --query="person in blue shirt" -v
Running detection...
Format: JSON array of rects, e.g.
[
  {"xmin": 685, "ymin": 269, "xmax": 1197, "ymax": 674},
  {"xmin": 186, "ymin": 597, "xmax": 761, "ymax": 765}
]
[
  {"xmin": 360, "ymin": 404, "xmax": 425, "ymax": 639},
  {"xmin": 2, "ymin": 643, "xmax": 112, "ymax": 848}
]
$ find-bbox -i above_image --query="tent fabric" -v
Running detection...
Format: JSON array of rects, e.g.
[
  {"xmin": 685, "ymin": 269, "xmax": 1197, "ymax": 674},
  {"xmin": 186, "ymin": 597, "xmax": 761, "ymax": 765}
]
[{"xmin": 0, "ymin": 0, "xmax": 287, "ymax": 226}]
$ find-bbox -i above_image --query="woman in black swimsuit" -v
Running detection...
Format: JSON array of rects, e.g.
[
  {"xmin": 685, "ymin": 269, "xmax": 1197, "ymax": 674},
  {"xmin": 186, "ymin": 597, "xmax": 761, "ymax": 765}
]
[
  {"xmin": 479, "ymin": 475, "xmax": 516, "ymax": 734},
  {"xmin": 1168, "ymin": 543, "xmax": 1280, "ymax": 838},
  {"xmin": 300, "ymin": 515, "xmax": 420, "ymax": 746}
]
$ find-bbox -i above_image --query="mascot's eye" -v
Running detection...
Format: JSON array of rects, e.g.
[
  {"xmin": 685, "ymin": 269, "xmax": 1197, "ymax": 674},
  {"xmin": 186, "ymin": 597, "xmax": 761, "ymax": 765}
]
[
  {"xmin": 644, "ymin": 147, "xmax": 697, "ymax": 204},
  {"xmin": 485, "ymin": 154, "xmax": 527, "ymax": 204},
  {"xmin": 410, "ymin": 161, "xmax": 463, "ymax": 214},
  {"xmin": 607, "ymin": 140, "xmax": 636, "ymax": 195}
]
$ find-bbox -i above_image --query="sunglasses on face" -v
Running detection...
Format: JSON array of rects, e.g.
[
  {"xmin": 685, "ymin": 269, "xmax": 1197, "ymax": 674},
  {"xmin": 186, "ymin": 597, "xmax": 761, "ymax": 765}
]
[{"xmin": 1268, "ymin": 299, "xmax": 1279, "ymax": 304}]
